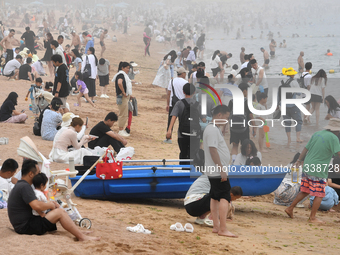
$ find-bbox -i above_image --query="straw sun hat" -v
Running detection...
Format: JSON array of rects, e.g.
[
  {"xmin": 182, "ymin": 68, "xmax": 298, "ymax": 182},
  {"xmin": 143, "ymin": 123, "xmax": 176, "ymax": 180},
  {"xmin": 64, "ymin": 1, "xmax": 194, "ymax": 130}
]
[
  {"xmin": 324, "ymin": 118, "xmax": 340, "ymax": 132},
  {"xmin": 282, "ymin": 67, "xmax": 298, "ymax": 76},
  {"xmin": 61, "ymin": 112, "xmax": 79, "ymax": 128}
]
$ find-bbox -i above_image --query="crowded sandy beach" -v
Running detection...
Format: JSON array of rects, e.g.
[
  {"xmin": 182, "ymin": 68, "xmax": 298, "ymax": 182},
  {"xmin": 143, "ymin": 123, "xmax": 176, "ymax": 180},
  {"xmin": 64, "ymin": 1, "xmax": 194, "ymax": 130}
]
[{"xmin": 1, "ymin": 0, "xmax": 340, "ymax": 254}]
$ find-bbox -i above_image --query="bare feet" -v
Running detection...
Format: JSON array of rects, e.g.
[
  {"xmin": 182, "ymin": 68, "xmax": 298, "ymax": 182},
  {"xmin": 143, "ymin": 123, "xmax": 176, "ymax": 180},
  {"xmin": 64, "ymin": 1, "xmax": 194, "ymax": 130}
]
[
  {"xmin": 261, "ymin": 149, "xmax": 269, "ymax": 153},
  {"xmin": 285, "ymin": 208, "xmax": 294, "ymax": 218},
  {"xmin": 308, "ymin": 218, "xmax": 325, "ymax": 224},
  {"xmin": 212, "ymin": 228, "xmax": 219, "ymax": 233},
  {"xmin": 218, "ymin": 230, "xmax": 238, "ymax": 238},
  {"xmin": 79, "ymin": 235, "xmax": 101, "ymax": 241},
  {"xmin": 329, "ymin": 209, "xmax": 336, "ymax": 212},
  {"xmin": 297, "ymin": 139, "xmax": 304, "ymax": 143}
]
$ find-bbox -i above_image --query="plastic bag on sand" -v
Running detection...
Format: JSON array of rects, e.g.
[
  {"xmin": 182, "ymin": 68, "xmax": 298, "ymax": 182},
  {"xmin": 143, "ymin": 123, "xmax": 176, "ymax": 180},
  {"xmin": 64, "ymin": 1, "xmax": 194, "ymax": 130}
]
[{"xmin": 116, "ymin": 147, "xmax": 135, "ymax": 161}]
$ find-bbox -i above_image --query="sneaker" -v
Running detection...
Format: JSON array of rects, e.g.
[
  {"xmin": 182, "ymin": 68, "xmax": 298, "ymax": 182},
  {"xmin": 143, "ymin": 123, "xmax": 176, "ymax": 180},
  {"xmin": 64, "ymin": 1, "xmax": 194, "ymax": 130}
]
[
  {"xmin": 72, "ymin": 92, "xmax": 79, "ymax": 96},
  {"xmin": 118, "ymin": 130, "xmax": 130, "ymax": 137},
  {"xmin": 125, "ymin": 127, "xmax": 130, "ymax": 134},
  {"xmin": 92, "ymin": 100, "xmax": 96, "ymax": 103},
  {"xmin": 100, "ymin": 94, "xmax": 106, "ymax": 98},
  {"xmin": 104, "ymin": 94, "xmax": 110, "ymax": 98},
  {"xmin": 163, "ymin": 139, "xmax": 172, "ymax": 144}
]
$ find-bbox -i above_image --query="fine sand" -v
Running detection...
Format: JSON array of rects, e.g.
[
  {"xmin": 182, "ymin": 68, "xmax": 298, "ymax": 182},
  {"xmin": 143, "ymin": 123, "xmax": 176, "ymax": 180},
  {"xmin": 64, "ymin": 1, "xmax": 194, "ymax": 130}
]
[{"xmin": 0, "ymin": 23, "xmax": 340, "ymax": 255}]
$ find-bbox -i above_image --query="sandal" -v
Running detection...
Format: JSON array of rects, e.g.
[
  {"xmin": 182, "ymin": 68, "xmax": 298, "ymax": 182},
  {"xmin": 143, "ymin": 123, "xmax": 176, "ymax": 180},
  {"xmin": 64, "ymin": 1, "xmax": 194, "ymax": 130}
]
[
  {"xmin": 184, "ymin": 223, "xmax": 194, "ymax": 233},
  {"xmin": 126, "ymin": 224, "xmax": 151, "ymax": 234},
  {"xmin": 170, "ymin": 222, "xmax": 184, "ymax": 232}
]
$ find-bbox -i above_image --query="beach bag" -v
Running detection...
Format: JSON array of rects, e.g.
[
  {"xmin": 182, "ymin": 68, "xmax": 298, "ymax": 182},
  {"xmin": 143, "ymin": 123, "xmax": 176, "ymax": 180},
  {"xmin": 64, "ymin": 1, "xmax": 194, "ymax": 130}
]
[
  {"xmin": 116, "ymin": 147, "xmax": 135, "ymax": 161},
  {"xmin": 128, "ymin": 100, "xmax": 134, "ymax": 112},
  {"xmin": 179, "ymin": 99, "xmax": 201, "ymax": 137},
  {"xmin": 96, "ymin": 149, "xmax": 123, "ymax": 180},
  {"xmin": 82, "ymin": 56, "xmax": 91, "ymax": 79},
  {"xmin": 131, "ymin": 97, "xmax": 138, "ymax": 116},
  {"xmin": 33, "ymin": 122, "xmax": 41, "ymax": 136}
]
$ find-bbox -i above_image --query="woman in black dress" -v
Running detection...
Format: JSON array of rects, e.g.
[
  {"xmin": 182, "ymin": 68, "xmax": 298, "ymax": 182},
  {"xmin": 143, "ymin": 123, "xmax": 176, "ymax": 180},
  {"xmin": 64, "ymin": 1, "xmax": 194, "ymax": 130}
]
[{"xmin": 41, "ymin": 32, "xmax": 54, "ymax": 77}]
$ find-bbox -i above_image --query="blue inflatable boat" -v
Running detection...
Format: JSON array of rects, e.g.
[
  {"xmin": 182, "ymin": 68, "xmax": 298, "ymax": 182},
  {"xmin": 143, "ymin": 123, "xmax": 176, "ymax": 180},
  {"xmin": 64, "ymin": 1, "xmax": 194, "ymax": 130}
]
[{"xmin": 69, "ymin": 164, "xmax": 287, "ymax": 199}]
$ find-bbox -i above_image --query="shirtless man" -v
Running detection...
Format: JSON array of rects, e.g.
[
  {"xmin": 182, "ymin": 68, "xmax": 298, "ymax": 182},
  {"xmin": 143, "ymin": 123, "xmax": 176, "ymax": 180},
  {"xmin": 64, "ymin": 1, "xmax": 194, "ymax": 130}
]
[
  {"xmin": 282, "ymin": 39, "xmax": 287, "ymax": 48},
  {"xmin": 240, "ymin": 47, "xmax": 245, "ymax": 64},
  {"xmin": 269, "ymin": 39, "xmax": 276, "ymax": 57},
  {"xmin": 297, "ymin": 51, "xmax": 304, "ymax": 74},
  {"xmin": 100, "ymin": 29, "xmax": 108, "ymax": 57},
  {"xmin": 0, "ymin": 29, "xmax": 20, "ymax": 64},
  {"xmin": 260, "ymin": 47, "xmax": 270, "ymax": 68},
  {"xmin": 70, "ymin": 31, "xmax": 80, "ymax": 50}
]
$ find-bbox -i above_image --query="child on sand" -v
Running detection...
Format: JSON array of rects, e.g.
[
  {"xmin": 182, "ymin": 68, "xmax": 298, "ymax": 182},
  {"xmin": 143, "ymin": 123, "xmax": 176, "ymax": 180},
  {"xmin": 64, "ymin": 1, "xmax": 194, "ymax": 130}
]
[
  {"xmin": 25, "ymin": 77, "xmax": 43, "ymax": 117},
  {"xmin": 32, "ymin": 172, "xmax": 49, "ymax": 217},
  {"xmin": 74, "ymin": 71, "xmax": 96, "ymax": 108}
]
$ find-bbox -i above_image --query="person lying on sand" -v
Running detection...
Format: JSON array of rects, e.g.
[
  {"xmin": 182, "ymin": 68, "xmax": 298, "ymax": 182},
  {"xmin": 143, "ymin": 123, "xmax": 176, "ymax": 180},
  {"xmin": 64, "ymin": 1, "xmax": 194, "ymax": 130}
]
[{"xmin": 7, "ymin": 159, "xmax": 100, "ymax": 241}]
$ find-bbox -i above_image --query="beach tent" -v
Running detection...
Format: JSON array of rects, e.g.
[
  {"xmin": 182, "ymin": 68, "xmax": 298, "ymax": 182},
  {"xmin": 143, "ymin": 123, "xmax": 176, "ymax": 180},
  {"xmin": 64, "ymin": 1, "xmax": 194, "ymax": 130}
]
[{"xmin": 16, "ymin": 136, "xmax": 51, "ymax": 181}]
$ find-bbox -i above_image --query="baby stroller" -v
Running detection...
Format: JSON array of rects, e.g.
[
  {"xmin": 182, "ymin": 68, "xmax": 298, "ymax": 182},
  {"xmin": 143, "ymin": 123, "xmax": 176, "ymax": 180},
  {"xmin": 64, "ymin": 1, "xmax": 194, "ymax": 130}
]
[{"xmin": 17, "ymin": 136, "xmax": 92, "ymax": 229}]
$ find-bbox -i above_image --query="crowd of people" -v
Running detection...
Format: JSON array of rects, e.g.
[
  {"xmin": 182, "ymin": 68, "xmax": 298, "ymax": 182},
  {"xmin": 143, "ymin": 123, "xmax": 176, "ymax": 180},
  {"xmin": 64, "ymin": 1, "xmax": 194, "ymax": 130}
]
[{"xmin": 0, "ymin": 1, "xmax": 340, "ymax": 244}]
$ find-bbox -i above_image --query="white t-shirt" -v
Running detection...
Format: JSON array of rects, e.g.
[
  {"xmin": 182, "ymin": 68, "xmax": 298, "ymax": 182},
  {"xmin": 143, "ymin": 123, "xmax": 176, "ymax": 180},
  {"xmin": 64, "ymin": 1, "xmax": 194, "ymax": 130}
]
[
  {"xmin": 241, "ymin": 61, "xmax": 249, "ymax": 70},
  {"xmin": 167, "ymin": 77, "xmax": 186, "ymax": 107},
  {"xmin": 0, "ymin": 176, "xmax": 14, "ymax": 193},
  {"xmin": 254, "ymin": 66, "xmax": 268, "ymax": 89},
  {"xmin": 254, "ymin": 103, "xmax": 269, "ymax": 119},
  {"xmin": 203, "ymin": 123, "xmax": 230, "ymax": 177},
  {"xmin": 302, "ymin": 72, "xmax": 312, "ymax": 87},
  {"xmin": 32, "ymin": 189, "xmax": 48, "ymax": 216},
  {"xmin": 233, "ymin": 151, "xmax": 262, "ymax": 165},
  {"xmin": 211, "ymin": 55, "xmax": 221, "ymax": 69},
  {"xmin": 310, "ymin": 78, "xmax": 326, "ymax": 97},
  {"xmin": 3, "ymin": 59, "xmax": 21, "ymax": 75},
  {"xmin": 330, "ymin": 108, "xmax": 340, "ymax": 119}
]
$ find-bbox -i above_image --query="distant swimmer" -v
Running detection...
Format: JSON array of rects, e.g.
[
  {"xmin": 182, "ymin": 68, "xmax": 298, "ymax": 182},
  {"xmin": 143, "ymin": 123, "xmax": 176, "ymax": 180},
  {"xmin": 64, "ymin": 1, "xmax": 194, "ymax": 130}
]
[
  {"xmin": 240, "ymin": 47, "xmax": 245, "ymax": 64},
  {"xmin": 282, "ymin": 39, "xmax": 287, "ymax": 48},
  {"xmin": 269, "ymin": 39, "xmax": 276, "ymax": 57},
  {"xmin": 279, "ymin": 43, "xmax": 282, "ymax": 48},
  {"xmin": 297, "ymin": 51, "xmax": 304, "ymax": 74},
  {"xmin": 260, "ymin": 47, "xmax": 269, "ymax": 68},
  {"xmin": 325, "ymin": 49, "xmax": 333, "ymax": 56}
]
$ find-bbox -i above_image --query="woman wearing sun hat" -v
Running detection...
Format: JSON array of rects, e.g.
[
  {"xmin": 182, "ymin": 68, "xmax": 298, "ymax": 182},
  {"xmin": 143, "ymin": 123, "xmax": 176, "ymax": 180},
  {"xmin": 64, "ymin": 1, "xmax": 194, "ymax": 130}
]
[{"xmin": 281, "ymin": 67, "xmax": 304, "ymax": 144}]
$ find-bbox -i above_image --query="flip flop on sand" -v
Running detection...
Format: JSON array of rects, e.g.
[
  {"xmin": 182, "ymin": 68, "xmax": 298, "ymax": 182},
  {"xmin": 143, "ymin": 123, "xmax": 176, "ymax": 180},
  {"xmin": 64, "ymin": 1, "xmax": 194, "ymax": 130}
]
[
  {"xmin": 126, "ymin": 224, "xmax": 151, "ymax": 234},
  {"xmin": 170, "ymin": 222, "xmax": 184, "ymax": 232},
  {"xmin": 184, "ymin": 223, "xmax": 194, "ymax": 233},
  {"xmin": 204, "ymin": 218, "xmax": 214, "ymax": 227}
]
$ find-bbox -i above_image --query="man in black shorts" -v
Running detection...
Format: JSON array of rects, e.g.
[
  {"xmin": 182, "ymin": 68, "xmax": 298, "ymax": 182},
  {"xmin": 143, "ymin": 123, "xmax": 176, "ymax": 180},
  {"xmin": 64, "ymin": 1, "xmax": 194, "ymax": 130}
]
[
  {"xmin": 228, "ymin": 82, "xmax": 254, "ymax": 163},
  {"xmin": 7, "ymin": 159, "xmax": 99, "ymax": 241},
  {"xmin": 203, "ymin": 105, "xmax": 237, "ymax": 237}
]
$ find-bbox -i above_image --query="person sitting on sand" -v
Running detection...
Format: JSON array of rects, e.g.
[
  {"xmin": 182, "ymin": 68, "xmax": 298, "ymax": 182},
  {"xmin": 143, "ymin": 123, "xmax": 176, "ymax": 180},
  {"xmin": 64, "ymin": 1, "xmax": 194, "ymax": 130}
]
[
  {"xmin": 3, "ymin": 54, "xmax": 22, "ymax": 80},
  {"xmin": 49, "ymin": 117, "xmax": 95, "ymax": 164},
  {"xmin": 325, "ymin": 95, "xmax": 340, "ymax": 120},
  {"xmin": 327, "ymin": 157, "xmax": 340, "ymax": 198},
  {"xmin": 0, "ymin": 92, "xmax": 27, "ymax": 123},
  {"xmin": 285, "ymin": 118, "xmax": 340, "ymax": 223},
  {"xmin": 41, "ymin": 97, "xmax": 63, "ymax": 141},
  {"xmin": 7, "ymin": 159, "xmax": 100, "ymax": 241},
  {"xmin": 233, "ymin": 139, "xmax": 262, "ymax": 165},
  {"xmin": 88, "ymin": 112, "xmax": 127, "ymax": 154},
  {"xmin": 245, "ymin": 157, "xmax": 261, "ymax": 166},
  {"xmin": 309, "ymin": 185, "xmax": 339, "ymax": 211},
  {"xmin": 184, "ymin": 174, "xmax": 243, "ymax": 226},
  {"xmin": 0, "ymin": 159, "xmax": 19, "ymax": 196}
]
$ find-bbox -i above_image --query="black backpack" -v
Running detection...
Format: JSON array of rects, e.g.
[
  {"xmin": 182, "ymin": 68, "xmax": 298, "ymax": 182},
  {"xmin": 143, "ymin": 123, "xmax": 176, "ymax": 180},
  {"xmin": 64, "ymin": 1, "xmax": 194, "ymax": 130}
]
[
  {"xmin": 33, "ymin": 106, "xmax": 49, "ymax": 136},
  {"xmin": 229, "ymin": 99, "xmax": 248, "ymax": 133},
  {"xmin": 277, "ymin": 78, "xmax": 294, "ymax": 105},
  {"xmin": 297, "ymin": 73, "xmax": 309, "ymax": 89},
  {"xmin": 179, "ymin": 99, "xmax": 201, "ymax": 137}
]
